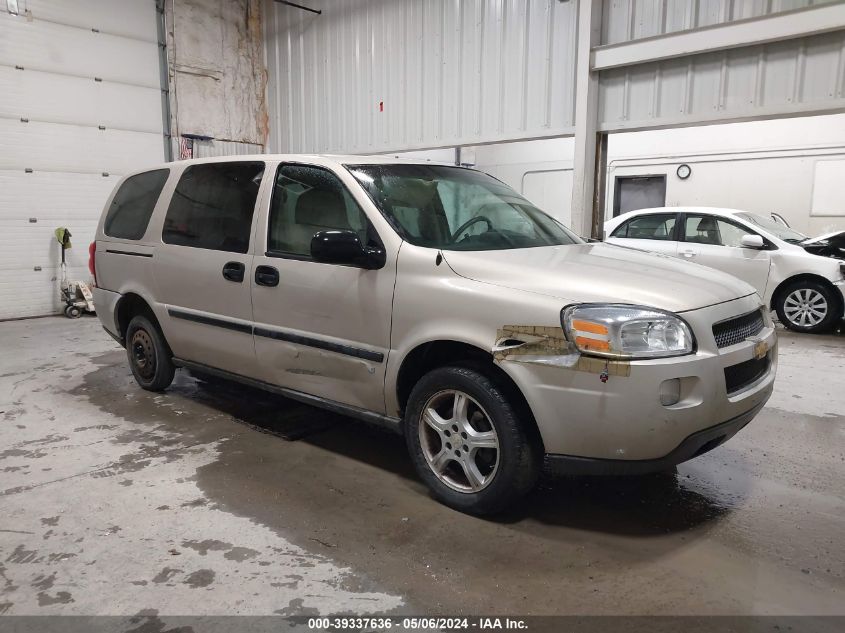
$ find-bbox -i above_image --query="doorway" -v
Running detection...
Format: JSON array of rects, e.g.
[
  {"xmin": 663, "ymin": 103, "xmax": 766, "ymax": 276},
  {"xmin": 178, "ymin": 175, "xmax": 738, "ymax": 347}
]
[{"xmin": 613, "ymin": 175, "xmax": 666, "ymax": 217}]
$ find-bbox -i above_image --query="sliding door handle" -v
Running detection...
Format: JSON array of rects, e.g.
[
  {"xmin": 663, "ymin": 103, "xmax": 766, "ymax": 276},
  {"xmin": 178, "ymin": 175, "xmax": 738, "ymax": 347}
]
[{"xmin": 255, "ymin": 265, "xmax": 279, "ymax": 287}]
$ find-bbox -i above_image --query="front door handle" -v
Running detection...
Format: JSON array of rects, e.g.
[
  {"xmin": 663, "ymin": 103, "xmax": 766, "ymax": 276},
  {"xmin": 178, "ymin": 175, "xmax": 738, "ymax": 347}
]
[
  {"xmin": 681, "ymin": 249, "xmax": 697, "ymax": 258},
  {"xmin": 222, "ymin": 261, "xmax": 245, "ymax": 282},
  {"xmin": 255, "ymin": 265, "xmax": 279, "ymax": 287}
]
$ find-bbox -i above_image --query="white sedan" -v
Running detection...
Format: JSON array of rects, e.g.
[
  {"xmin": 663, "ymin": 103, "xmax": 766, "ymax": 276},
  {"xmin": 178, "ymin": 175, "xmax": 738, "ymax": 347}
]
[{"xmin": 604, "ymin": 207, "xmax": 845, "ymax": 333}]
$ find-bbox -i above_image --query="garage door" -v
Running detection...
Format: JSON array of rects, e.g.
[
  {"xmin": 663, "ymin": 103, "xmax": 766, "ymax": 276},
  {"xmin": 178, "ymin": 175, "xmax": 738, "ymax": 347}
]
[{"xmin": 0, "ymin": 0, "xmax": 165, "ymax": 320}]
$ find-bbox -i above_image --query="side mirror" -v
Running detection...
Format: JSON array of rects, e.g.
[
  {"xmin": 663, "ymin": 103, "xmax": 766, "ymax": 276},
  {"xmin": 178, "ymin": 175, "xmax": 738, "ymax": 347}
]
[
  {"xmin": 740, "ymin": 234, "xmax": 765, "ymax": 249},
  {"xmin": 310, "ymin": 230, "xmax": 386, "ymax": 269}
]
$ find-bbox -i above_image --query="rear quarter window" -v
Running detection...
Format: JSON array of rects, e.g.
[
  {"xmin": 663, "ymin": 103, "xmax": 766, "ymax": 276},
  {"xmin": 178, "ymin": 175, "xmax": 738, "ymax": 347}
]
[{"xmin": 103, "ymin": 169, "xmax": 170, "ymax": 240}]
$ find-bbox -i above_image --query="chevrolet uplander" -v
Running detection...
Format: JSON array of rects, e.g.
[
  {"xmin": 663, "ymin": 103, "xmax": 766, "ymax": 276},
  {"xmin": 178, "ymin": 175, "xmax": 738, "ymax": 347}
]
[{"xmin": 91, "ymin": 155, "xmax": 777, "ymax": 514}]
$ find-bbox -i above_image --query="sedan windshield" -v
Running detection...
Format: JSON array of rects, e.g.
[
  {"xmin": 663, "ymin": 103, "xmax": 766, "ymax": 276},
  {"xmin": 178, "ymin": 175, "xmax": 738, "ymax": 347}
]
[
  {"xmin": 735, "ymin": 212, "xmax": 808, "ymax": 244},
  {"xmin": 347, "ymin": 164, "xmax": 581, "ymax": 251}
]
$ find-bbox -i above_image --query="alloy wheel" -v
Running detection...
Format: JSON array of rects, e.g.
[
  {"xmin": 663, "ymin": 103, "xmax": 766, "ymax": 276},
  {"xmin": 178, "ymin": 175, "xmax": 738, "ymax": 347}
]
[
  {"xmin": 418, "ymin": 389, "xmax": 500, "ymax": 493},
  {"xmin": 783, "ymin": 288, "xmax": 828, "ymax": 328}
]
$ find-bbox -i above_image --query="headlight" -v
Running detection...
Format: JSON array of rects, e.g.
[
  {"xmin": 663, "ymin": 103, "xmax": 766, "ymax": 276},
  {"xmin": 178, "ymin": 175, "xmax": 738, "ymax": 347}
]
[{"xmin": 561, "ymin": 304, "xmax": 695, "ymax": 359}]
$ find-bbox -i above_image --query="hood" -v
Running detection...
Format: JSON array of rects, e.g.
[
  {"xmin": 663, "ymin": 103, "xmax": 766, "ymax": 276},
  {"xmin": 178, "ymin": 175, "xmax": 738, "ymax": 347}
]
[
  {"xmin": 441, "ymin": 242, "xmax": 756, "ymax": 313},
  {"xmin": 800, "ymin": 231, "xmax": 845, "ymax": 260}
]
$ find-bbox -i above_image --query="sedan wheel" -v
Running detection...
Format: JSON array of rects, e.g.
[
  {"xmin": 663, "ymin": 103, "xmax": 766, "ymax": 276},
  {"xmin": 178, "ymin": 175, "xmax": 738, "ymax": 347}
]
[
  {"xmin": 775, "ymin": 281, "xmax": 841, "ymax": 334},
  {"xmin": 419, "ymin": 389, "xmax": 500, "ymax": 493},
  {"xmin": 782, "ymin": 288, "xmax": 828, "ymax": 329}
]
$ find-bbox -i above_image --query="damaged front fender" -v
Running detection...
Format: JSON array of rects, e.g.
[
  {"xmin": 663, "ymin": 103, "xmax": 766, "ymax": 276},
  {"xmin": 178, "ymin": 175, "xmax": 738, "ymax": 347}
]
[
  {"xmin": 493, "ymin": 325, "xmax": 579, "ymax": 367},
  {"xmin": 493, "ymin": 325, "xmax": 630, "ymax": 377}
]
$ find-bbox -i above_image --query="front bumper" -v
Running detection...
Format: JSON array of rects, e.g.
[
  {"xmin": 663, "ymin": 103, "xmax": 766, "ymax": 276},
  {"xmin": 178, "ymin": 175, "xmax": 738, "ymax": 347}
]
[
  {"xmin": 500, "ymin": 294, "xmax": 777, "ymax": 462},
  {"xmin": 544, "ymin": 399, "xmax": 765, "ymax": 475},
  {"xmin": 836, "ymin": 280, "xmax": 845, "ymax": 310}
]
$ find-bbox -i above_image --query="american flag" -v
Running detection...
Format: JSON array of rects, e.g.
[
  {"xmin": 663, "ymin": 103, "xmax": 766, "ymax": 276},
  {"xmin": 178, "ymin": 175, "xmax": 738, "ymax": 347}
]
[{"xmin": 179, "ymin": 136, "xmax": 193, "ymax": 160}]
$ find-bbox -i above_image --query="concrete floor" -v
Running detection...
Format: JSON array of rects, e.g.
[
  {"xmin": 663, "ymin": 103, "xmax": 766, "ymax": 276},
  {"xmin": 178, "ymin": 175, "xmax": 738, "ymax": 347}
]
[{"xmin": 0, "ymin": 316, "xmax": 843, "ymax": 616}]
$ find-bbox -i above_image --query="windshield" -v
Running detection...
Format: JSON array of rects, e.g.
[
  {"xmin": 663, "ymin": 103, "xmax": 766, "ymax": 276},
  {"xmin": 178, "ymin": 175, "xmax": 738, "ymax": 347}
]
[
  {"xmin": 735, "ymin": 212, "xmax": 808, "ymax": 244},
  {"xmin": 347, "ymin": 164, "xmax": 581, "ymax": 251}
]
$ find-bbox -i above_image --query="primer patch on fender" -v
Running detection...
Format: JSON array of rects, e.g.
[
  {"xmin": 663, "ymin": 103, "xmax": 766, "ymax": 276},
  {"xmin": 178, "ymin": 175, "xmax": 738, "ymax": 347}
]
[{"xmin": 575, "ymin": 355, "xmax": 631, "ymax": 377}]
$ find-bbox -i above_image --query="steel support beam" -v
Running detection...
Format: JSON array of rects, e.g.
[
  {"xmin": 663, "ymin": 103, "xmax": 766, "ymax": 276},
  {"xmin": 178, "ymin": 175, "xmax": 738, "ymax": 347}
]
[
  {"xmin": 591, "ymin": 3, "xmax": 845, "ymax": 72},
  {"xmin": 571, "ymin": 0, "xmax": 605, "ymax": 239},
  {"xmin": 155, "ymin": 0, "xmax": 173, "ymax": 162}
]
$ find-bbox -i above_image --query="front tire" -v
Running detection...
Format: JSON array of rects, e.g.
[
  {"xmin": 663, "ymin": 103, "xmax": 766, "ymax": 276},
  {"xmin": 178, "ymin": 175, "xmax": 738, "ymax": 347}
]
[
  {"xmin": 126, "ymin": 315, "xmax": 175, "ymax": 391},
  {"xmin": 404, "ymin": 366, "xmax": 540, "ymax": 515},
  {"xmin": 775, "ymin": 281, "xmax": 840, "ymax": 333}
]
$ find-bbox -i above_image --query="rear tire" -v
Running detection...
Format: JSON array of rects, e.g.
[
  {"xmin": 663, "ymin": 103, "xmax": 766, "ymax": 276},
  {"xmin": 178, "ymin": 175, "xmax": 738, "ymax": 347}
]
[
  {"xmin": 404, "ymin": 365, "xmax": 540, "ymax": 515},
  {"xmin": 64, "ymin": 305, "xmax": 82, "ymax": 319},
  {"xmin": 775, "ymin": 280, "xmax": 840, "ymax": 333},
  {"xmin": 126, "ymin": 315, "xmax": 175, "ymax": 391}
]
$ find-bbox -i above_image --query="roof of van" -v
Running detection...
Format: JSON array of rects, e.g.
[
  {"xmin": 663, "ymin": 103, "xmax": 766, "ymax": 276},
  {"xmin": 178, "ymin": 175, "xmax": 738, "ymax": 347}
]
[{"xmin": 137, "ymin": 153, "xmax": 458, "ymax": 173}]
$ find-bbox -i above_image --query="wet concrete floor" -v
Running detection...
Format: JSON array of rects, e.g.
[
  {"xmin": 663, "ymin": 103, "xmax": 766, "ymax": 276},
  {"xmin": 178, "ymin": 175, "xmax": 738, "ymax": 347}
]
[{"xmin": 0, "ymin": 316, "xmax": 843, "ymax": 615}]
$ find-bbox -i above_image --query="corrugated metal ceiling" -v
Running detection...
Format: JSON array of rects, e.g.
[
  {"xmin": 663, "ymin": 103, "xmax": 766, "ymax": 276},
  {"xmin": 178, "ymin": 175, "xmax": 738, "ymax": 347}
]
[
  {"xmin": 599, "ymin": 30, "xmax": 845, "ymax": 130},
  {"xmin": 600, "ymin": 0, "xmax": 840, "ymax": 46}
]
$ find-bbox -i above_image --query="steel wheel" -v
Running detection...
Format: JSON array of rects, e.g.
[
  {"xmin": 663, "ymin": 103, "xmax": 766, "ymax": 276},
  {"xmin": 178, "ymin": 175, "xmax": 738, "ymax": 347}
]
[
  {"xmin": 418, "ymin": 389, "xmax": 500, "ymax": 493},
  {"xmin": 130, "ymin": 328, "xmax": 157, "ymax": 380},
  {"xmin": 783, "ymin": 288, "xmax": 828, "ymax": 328}
]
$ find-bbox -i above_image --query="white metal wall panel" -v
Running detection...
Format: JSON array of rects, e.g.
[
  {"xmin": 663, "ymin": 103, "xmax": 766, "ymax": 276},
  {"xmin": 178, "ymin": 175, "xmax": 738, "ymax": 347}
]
[
  {"xmin": 0, "ymin": 120, "xmax": 163, "ymax": 174},
  {"xmin": 0, "ymin": 2, "xmax": 163, "ymax": 319},
  {"xmin": 20, "ymin": 0, "xmax": 159, "ymax": 41},
  {"xmin": 0, "ymin": 66, "xmax": 162, "ymax": 133},
  {"xmin": 811, "ymin": 159, "xmax": 845, "ymax": 216},
  {"xmin": 0, "ymin": 171, "xmax": 119, "ymax": 320},
  {"xmin": 600, "ymin": 0, "xmax": 840, "ymax": 45},
  {"xmin": 0, "ymin": 174, "xmax": 115, "ymax": 267},
  {"xmin": 264, "ymin": 0, "xmax": 578, "ymax": 154},
  {"xmin": 0, "ymin": 12, "xmax": 160, "ymax": 88},
  {"xmin": 598, "ymin": 31, "xmax": 845, "ymax": 131}
]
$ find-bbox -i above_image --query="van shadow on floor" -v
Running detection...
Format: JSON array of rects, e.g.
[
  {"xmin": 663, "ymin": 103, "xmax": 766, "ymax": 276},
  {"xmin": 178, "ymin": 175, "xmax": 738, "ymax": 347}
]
[{"xmin": 179, "ymin": 371, "xmax": 735, "ymax": 538}]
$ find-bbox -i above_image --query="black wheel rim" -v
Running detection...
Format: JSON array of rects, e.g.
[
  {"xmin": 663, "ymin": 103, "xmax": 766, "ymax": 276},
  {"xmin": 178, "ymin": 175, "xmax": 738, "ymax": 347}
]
[{"xmin": 130, "ymin": 329, "xmax": 156, "ymax": 380}]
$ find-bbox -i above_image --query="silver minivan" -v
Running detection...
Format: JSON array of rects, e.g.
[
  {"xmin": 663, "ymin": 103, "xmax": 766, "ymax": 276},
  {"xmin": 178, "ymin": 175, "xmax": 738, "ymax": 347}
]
[{"xmin": 92, "ymin": 155, "xmax": 776, "ymax": 514}]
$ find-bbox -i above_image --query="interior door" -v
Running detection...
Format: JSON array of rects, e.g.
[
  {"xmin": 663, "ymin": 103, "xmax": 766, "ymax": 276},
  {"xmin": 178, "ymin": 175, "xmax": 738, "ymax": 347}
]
[
  {"xmin": 250, "ymin": 163, "xmax": 395, "ymax": 413},
  {"xmin": 679, "ymin": 214, "xmax": 771, "ymax": 295},
  {"xmin": 153, "ymin": 161, "xmax": 265, "ymax": 378},
  {"xmin": 605, "ymin": 212, "xmax": 680, "ymax": 257}
]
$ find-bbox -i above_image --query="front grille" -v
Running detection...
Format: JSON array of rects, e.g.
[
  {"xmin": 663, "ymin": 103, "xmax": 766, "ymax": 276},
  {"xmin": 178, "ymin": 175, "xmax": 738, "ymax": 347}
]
[
  {"xmin": 712, "ymin": 309, "xmax": 765, "ymax": 349},
  {"xmin": 724, "ymin": 354, "xmax": 770, "ymax": 395}
]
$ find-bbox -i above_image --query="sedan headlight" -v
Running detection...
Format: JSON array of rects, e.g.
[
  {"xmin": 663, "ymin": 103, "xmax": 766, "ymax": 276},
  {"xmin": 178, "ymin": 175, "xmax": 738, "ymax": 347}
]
[{"xmin": 561, "ymin": 304, "xmax": 695, "ymax": 359}]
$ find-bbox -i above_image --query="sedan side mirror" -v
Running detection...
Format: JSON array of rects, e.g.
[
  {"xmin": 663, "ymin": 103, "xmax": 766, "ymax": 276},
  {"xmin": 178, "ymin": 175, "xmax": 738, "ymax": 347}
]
[
  {"xmin": 310, "ymin": 230, "xmax": 386, "ymax": 269},
  {"xmin": 740, "ymin": 234, "xmax": 765, "ymax": 249}
]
